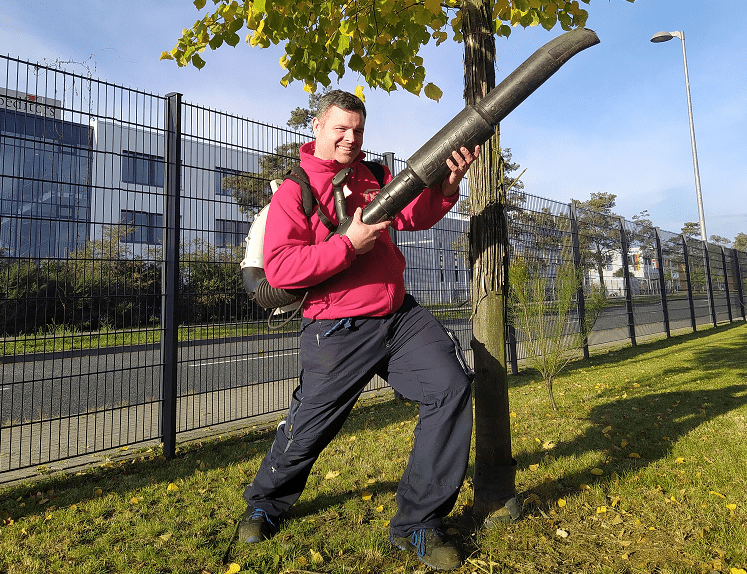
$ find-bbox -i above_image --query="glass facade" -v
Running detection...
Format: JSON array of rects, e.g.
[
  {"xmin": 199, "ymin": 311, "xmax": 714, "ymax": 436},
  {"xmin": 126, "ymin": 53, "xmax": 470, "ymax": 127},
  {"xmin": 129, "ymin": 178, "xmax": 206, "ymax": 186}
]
[{"xmin": 0, "ymin": 108, "xmax": 92, "ymax": 258}]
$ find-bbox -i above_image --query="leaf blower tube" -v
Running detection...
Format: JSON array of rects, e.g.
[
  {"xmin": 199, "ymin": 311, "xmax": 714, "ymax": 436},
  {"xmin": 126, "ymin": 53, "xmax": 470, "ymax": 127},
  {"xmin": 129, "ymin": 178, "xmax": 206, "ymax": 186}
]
[
  {"xmin": 337, "ymin": 27, "xmax": 600, "ymax": 234},
  {"xmin": 245, "ymin": 28, "xmax": 600, "ymax": 312}
]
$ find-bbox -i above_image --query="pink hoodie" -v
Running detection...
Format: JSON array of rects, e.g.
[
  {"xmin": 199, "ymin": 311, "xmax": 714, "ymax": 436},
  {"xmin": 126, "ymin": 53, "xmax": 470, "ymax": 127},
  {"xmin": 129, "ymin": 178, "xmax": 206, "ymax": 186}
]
[{"xmin": 263, "ymin": 141, "xmax": 459, "ymax": 320}]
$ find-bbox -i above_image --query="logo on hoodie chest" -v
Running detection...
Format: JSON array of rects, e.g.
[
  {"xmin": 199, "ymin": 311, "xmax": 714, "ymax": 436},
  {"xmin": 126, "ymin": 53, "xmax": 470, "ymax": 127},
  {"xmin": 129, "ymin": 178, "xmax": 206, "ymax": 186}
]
[{"xmin": 343, "ymin": 184, "xmax": 380, "ymax": 206}]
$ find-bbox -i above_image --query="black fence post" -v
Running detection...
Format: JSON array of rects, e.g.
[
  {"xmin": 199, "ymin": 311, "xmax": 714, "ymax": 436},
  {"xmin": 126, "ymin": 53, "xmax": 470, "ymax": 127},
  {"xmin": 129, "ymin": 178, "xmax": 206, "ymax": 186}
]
[
  {"xmin": 619, "ymin": 217, "xmax": 636, "ymax": 346},
  {"xmin": 569, "ymin": 203, "xmax": 589, "ymax": 358},
  {"xmin": 702, "ymin": 240, "xmax": 717, "ymax": 327},
  {"xmin": 162, "ymin": 92, "xmax": 182, "ymax": 460},
  {"xmin": 721, "ymin": 246, "xmax": 733, "ymax": 323},
  {"xmin": 506, "ymin": 323, "xmax": 519, "ymax": 375},
  {"xmin": 733, "ymin": 248, "xmax": 746, "ymax": 321},
  {"xmin": 681, "ymin": 235, "xmax": 697, "ymax": 332},
  {"xmin": 654, "ymin": 227, "xmax": 671, "ymax": 338}
]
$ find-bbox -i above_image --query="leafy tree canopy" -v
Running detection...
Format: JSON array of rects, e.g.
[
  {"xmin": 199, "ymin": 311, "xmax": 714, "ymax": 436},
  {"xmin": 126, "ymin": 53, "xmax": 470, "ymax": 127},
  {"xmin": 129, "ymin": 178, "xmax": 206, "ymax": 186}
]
[
  {"xmin": 708, "ymin": 234, "xmax": 731, "ymax": 247},
  {"xmin": 734, "ymin": 232, "xmax": 747, "ymax": 252},
  {"xmin": 162, "ymin": 0, "xmax": 620, "ymax": 100},
  {"xmin": 681, "ymin": 221, "xmax": 701, "ymax": 239}
]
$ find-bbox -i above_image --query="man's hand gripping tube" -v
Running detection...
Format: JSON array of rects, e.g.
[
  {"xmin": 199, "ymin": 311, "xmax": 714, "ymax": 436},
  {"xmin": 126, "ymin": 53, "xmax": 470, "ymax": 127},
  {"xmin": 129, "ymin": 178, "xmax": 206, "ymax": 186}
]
[{"xmin": 347, "ymin": 28, "xmax": 600, "ymax": 229}]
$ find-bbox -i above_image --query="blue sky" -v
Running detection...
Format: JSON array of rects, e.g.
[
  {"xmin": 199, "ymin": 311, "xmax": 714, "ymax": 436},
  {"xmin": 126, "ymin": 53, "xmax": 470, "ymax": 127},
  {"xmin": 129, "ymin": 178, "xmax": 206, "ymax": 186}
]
[{"xmin": 2, "ymin": 0, "xmax": 745, "ymax": 242}]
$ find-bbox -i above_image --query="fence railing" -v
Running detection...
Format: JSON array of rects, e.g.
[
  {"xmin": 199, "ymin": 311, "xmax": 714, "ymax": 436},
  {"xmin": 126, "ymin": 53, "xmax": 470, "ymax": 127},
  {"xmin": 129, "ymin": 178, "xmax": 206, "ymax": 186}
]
[
  {"xmin": 504, "ymin": 192, "xmax": 746, "ymax": 374},
  {"xmin": 1, "ymin": 54, "xmax": 745, "ymax": 481}
]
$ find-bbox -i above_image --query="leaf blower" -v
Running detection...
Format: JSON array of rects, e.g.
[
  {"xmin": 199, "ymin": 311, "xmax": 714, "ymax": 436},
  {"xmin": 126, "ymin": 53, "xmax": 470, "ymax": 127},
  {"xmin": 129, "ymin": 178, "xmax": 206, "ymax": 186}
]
[{"xmin": 241, "ymin": 28, "xmax": 601, "ymax": 322}]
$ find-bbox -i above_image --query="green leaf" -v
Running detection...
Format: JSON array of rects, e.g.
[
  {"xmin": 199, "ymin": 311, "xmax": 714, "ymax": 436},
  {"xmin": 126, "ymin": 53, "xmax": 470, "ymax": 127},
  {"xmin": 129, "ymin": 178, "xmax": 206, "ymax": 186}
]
[
  {"xmin": 192, "ymin": 53, "xmax": 206, "ymax": 69},
  {"xmin": 424, "ymin": 0, "xmax": 442, "ymax": 15},
  {"xmin": 253, "ymin": 0, "xmax": 266, "ymax": 14},
  {"xmin": 424, "ymin": 82, "xmax": 443, "ymax": 101},
  {"xmin": 225, "ymin": 32, "xmax": 241, "ymax": 46},
  {"xmin": 193, "ymin": 0, "xmax": 207, "ymax": 9}
]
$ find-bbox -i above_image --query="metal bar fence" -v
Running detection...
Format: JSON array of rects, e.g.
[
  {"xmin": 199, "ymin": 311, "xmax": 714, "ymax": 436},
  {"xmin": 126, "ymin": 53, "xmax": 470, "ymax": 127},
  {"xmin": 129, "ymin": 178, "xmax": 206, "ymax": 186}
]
[{"xmin": 1, "ymin": 54, "xmax": 745, "ymax": 481}]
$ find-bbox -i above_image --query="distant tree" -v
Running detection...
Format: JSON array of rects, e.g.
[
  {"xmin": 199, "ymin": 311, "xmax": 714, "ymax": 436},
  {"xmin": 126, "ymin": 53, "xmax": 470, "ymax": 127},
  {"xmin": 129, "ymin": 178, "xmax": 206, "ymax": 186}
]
[
  {"xmin": 734, "ymin": 232, "xmax": 747, "ymax": 252},
  {"xmin": 571, "ymin": 192, "xmax": 620, "ymax": 294},
  {"xmin": 709, "ymin": 235, "xmax": 731, "ymax": 247},
  {"xmin": 222, "ymin": 142, "xmax": 302, "ymax": 216},
  {"xmin": 681, "ymin": 221, "xmax": 701, "ymax": 239},
  {"xmin": 286, "ymin": 87, "xmax": 333, "ymax": 133},
  {"xmin": 680, "ymin": 222, "xmax": 707, "ymax": 290}
]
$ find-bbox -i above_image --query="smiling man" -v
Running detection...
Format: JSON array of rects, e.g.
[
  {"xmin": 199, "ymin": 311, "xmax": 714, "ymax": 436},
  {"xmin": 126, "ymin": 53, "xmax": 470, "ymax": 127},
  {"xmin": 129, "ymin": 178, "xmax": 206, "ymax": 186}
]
[{"xmin": 238, "ymin": 90, "xmax": 479, "ymax": 571}]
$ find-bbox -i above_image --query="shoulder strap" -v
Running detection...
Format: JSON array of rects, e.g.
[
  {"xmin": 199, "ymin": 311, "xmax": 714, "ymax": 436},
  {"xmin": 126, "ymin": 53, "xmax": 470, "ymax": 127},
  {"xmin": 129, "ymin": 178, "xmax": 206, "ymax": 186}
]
[
  {"xmin": 362, "ymin": 160, "xmax": 386, "ymax": 188},
  {"xmin": 284, "ymin": 165, "xmax": 316, "ymax": 217},
  {"xmin": 283, "ymin": 165, "xmax": 336, "ymax": 233}
]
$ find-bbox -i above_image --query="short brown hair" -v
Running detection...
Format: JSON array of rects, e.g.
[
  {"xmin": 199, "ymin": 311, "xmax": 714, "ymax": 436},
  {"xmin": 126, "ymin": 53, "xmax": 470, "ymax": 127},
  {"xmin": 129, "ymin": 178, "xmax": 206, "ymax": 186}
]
[{"xmin": 315, "ymin": 90, "xmax": 367, "ymax": 123}]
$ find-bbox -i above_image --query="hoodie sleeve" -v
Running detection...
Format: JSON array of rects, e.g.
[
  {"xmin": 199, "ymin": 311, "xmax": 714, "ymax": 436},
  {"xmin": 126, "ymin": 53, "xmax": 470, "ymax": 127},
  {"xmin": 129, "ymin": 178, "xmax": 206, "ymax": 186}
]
[
  {"xmin": 262, "ymin": 181, "xmax": 357, "ymax": 290},
  {"xmin": 392, "ymin": 184, "xmax": 460, "ymax": 232}
]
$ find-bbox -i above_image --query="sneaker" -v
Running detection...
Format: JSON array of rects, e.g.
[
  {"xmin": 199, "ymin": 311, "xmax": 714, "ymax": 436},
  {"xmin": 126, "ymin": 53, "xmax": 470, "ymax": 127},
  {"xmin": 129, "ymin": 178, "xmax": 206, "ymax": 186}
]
[
  {"xmin": 237, "ymin": 507, "xmax": 277, "ymax": 543},
  {"xmin": 389, "ymin": 528, "xmax": 462, "ymax": 571}
]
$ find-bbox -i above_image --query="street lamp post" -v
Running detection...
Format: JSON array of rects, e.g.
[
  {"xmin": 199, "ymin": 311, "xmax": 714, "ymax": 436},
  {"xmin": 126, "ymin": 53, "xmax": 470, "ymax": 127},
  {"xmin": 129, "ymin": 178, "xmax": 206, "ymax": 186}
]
[{"xmin": 650, "ymin": 30, "xmax": 707, "ymax": 242}]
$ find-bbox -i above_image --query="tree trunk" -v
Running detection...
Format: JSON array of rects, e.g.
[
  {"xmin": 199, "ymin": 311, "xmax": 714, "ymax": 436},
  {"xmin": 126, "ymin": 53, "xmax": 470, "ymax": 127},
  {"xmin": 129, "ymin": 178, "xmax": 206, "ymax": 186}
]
[{"xmin": 462, "ymin": 0, "xmax": 517, "ymax": 522}]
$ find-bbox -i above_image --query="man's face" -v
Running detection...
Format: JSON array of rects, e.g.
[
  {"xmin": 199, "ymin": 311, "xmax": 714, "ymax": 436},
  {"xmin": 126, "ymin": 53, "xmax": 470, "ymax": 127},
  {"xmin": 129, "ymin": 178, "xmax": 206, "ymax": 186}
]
[{"xmin": 312, "ymin": 106, "xmax": 365, "ymax": 167}]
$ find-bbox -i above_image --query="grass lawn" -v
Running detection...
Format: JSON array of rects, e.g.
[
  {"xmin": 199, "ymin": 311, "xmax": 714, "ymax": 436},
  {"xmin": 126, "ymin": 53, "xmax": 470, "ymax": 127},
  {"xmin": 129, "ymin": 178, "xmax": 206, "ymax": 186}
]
[{"xmin": 1, "ymin": 322, "xmax": 746, "ymax": 573}]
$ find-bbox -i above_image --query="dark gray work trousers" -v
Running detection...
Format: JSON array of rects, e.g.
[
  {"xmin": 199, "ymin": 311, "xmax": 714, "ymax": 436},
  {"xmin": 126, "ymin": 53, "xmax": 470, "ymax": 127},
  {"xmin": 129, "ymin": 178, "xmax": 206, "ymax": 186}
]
[{"xmin": 244, "ymin": 294, "xmax": 473, "ymax": 537}]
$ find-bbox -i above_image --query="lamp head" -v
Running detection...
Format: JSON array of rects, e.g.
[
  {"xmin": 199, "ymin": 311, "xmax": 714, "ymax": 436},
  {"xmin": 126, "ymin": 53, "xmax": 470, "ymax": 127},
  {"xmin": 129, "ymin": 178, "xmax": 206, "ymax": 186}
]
[{"xmin": 650, "ymin": 31, "xmax": 674, "ymax": 43}]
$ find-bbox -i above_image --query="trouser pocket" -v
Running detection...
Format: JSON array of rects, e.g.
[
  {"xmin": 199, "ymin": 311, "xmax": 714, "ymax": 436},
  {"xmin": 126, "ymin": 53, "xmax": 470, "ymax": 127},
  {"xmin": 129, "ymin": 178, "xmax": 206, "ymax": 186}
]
[{"xmin": 444, "ymin": 327, "xmax": 474, "ymax": 382}]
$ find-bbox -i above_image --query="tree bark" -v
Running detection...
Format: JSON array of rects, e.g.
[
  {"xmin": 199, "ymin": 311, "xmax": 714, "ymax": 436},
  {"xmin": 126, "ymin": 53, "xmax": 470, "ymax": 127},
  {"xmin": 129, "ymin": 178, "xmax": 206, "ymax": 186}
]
[{"xmin": 462, "ymin": 0, "xmax": 517, "ymax": 521}]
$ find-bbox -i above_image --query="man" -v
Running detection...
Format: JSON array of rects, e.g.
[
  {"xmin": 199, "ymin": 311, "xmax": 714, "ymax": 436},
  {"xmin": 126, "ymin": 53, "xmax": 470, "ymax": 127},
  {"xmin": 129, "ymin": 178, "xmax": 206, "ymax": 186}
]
[{"xmin": 239, "ymin": 90, "xmax": 479, "ymax": 571}]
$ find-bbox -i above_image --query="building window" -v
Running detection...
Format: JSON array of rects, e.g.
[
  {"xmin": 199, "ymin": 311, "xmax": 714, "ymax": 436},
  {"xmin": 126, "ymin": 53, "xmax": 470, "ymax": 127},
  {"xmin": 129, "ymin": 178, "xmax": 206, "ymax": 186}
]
[
  {"xmin": 122, "ymin": 150, "xmax": 164, "ymax": 187},
  {"xmin": 120, "ymin": 210, "xmax": 163, "ymax": 244},
  {"xmin": 215, "ymin": 166, "xmax": 243, "ymax": 196},
  {"xmin": 215, "ymin": 218, "xmax": 250, "ymax": 248}
]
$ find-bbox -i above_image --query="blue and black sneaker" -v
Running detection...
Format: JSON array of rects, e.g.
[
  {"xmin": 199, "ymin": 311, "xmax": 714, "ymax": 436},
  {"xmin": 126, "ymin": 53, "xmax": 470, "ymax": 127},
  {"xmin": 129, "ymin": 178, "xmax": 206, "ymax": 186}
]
[
  {"xmin": 238, "ymin": 507, "xmax": 278, "ymax": 544},
  {"xmin": 389, "ymin": 527, "xmax": 462, "ymax": 571}
]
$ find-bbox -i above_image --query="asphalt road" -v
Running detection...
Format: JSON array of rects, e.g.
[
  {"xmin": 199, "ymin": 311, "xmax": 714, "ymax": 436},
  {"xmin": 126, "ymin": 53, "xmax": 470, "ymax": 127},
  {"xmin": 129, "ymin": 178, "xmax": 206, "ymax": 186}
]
[{"xmin": 0, "ymin": 295, "xmax": 730, "ymax": 426}]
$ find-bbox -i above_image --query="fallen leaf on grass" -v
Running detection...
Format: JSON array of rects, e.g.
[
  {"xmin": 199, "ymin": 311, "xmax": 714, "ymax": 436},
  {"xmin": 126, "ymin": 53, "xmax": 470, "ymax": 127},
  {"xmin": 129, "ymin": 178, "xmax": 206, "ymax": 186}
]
[
  {"xmin": 310, "ymin": 549, "xmax": 324, "ymax": 564},
  {"xmin": 556, "ymin": 528, "xmax": 569, "ymax": 538},
  {"xmin": 361, "ymin": 491, "xmax": 373, "ymax": 501},
  {"xmin": 730, "ymin": 568, "xmax": 747, "ymax": 574},
  {"xmin": 628, "ymin": 453, "xmax": 641, "ymax": 459},
  {"xmin": 557, "ymin": 498, "xmax": 566, "ymax": 507},
  {"xmin": 94, "ymin": 488, "xmax": 103, "ymax": 497},
  {"xmin": 324, "ymin": 470, "xmax": 340, "ymax": 480},
  {"xmin": 375, "ymin": 505, "xmax": 384, "ymax": 512},
  {"xmin": 529, "ymin": 464, "xmax": 540, "ymax": 471},
  {"xmin": 159, "ymin": 532, "xmax": 172, "ymax": 542},
  {"xmin": 710, "ymin": 491, "xmax": 727, "ymax": 499},
  {"xmin": 591, "ymin": 468, "xmax": 604, "ymax": 475},
  {"xmin": 597, "ymin": 506, "xmax": 607, "ymax": 514},
  {"xmin": 602, "ymin": 426, "xmax": 613, "ymax": 434},
  {"xmin": 167, "ymin": 483, "xmax": 179, "ymax": 492},
  {"xmin": 674, "ymin": 457, "xmax": 685, "ymax": 464},
  {"xmin": 225, "ymin": 564, "xmax": 241, "ymax": 574},
  {"xmin": 130, "ymin": 497, "xmax": 139, "ymax": 505}
]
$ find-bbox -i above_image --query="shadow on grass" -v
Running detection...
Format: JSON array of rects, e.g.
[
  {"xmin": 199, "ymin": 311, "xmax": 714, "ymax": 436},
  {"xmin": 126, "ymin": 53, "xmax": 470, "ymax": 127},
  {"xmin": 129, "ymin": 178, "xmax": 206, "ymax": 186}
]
[
  {"xmin": 507, "ymin": 322, "xmax": 747, "ymax": 508},
  {"xmin": 0, "ymin": 396, "xmax": 419, "ymax": 523},
  {"xmin": 506, "ymin": 322, "xmax": 747, "ymax": 390}
]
